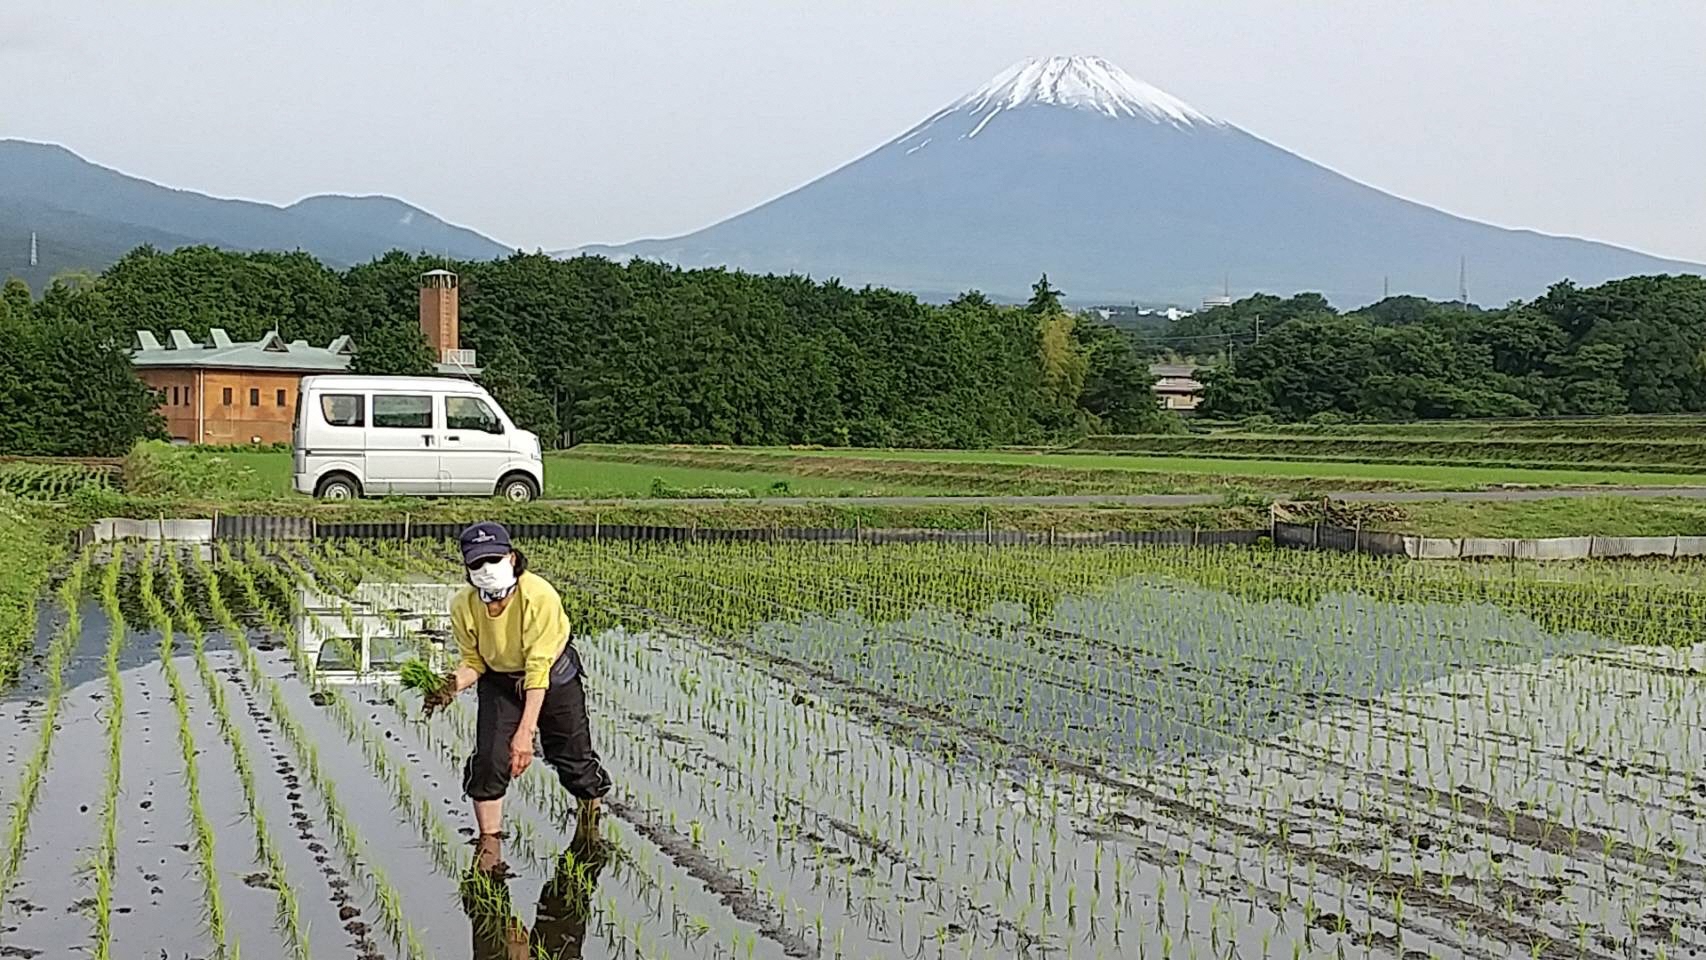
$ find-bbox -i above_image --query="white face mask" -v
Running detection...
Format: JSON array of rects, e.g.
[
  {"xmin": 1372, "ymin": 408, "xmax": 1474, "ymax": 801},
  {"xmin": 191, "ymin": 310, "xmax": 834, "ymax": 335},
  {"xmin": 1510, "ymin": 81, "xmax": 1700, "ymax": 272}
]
[{"xmin": 468, "ymin": 556, "xmax": 517, "ymax": 594}]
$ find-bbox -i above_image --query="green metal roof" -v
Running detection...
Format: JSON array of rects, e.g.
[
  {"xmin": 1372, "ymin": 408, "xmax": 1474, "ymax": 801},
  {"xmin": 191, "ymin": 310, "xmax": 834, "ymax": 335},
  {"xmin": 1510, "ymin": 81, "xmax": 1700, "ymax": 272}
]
[{"xmin": 131, "ymin": 329, "xmax": 478, "ymax": 376}]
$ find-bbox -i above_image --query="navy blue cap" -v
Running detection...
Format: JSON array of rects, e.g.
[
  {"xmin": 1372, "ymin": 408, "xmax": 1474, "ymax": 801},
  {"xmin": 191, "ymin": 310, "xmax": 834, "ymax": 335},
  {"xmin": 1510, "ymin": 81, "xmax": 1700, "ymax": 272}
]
[{"xmin": 459, "ymin": 522, "xmax": 512, "ymax": 565}]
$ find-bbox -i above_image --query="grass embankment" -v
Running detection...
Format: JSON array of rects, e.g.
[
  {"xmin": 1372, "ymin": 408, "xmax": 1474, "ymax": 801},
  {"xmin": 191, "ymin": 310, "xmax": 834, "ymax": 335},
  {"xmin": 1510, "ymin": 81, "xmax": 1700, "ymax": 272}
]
[
  {"xmin": 1193, "ymin": 414, "xmax": 1706, "ymax": 441},
  {"xmin": 1391, "ymin": 496, "xmax": 1706, "ymax": 539},
  {"xmin": 119, "ymin": 441, "xmax": 928, "ymax": 500},
  {"xmin": 20, "ymin": 440, "xmax": 1706, "ymax": 540},
  {"xmin": 584, "ymin": 444, "xmax": 1706, "ymax": 490},
  {"xmin": 1076, "ymin": 434, "xmax": 1706, "ymax": 474},
  {"xmin": 121, "ymin": 440, "xmax": 1452, "ymax": 501}
]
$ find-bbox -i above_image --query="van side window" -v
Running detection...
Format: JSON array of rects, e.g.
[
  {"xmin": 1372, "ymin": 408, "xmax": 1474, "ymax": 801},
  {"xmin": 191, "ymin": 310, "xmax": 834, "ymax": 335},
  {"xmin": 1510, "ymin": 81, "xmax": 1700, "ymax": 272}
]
[
  {"xmin": 320, "ymin": 394, "xmax": 365, "ymax": 427},
  {"xmin": 372, "ymin": 395, "xmax": 433, "ymax": 429},
  {"xmin": 446, "ymin": 396, "xmax": 503, "ymax": 434}
]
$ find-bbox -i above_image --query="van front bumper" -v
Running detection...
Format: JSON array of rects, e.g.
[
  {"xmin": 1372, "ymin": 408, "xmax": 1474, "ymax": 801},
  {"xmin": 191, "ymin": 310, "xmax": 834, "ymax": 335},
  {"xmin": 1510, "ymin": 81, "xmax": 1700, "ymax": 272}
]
[{"xmin": 292, "ymin": 472, "xmax": 313, "ymax": 496}]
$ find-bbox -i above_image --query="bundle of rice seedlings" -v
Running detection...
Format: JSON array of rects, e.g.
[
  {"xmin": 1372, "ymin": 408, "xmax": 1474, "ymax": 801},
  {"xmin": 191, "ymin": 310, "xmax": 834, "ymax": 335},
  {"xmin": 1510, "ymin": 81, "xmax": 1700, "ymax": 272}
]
[{"xmin": 399, "ymin": 658, "xmax": 442, "ymax": 694}]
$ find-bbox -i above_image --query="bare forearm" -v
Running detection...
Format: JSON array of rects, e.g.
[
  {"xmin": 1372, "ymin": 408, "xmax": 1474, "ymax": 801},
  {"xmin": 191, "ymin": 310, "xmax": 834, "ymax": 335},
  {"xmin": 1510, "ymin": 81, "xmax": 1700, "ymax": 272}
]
[
  {"xmin": 517, "ymin": 688, "xmax": 545, "ymax": 735},
  {"xmin": 451, "ymin": 665, "xmax": 482, "ymax": 693}
]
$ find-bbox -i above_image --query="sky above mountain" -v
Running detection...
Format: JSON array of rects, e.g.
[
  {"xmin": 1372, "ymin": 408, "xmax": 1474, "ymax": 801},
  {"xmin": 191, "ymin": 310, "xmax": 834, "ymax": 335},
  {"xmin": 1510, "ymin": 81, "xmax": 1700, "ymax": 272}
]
[{"xmin": 2, "ymin": 1, "xmax": 1703, "ymax": 265}]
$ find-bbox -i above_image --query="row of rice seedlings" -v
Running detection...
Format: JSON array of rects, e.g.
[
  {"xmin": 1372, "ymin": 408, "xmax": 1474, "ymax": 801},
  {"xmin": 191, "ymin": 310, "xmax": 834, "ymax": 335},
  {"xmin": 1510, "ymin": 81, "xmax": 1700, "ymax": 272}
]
[
  {"xmin": 366, "ymin": 537, "xmax": 1706, "ymax": 954},
  {"xmin": 487, "ymin": 542, "xmax": 1050, "ymax": 954},
  {"xmin": 135, "ymin": 544, "xmax": 236, "ymax": 959},
  {"xmin": 607, "ymin": 614, "xmax": 1096, "ymax": 954},
  {"xmin": 522, "ymin": 545, "xmax": 1678, "ymax": 954},
  {"xmin": 89, "ymin": 545, "xmax": 127, "ymax": 959},
  {"xmin": 537, "ymin": 544, "xmax": 1353, "ymax": 951},
  {"xmin": 205, "ymin": 544, "xmax": 433, "ymax": 960},
  {"xmin": 0, "ymin": 548, "xmax": 91, "ymax": 899},
  {"xmin": 162, "ymin": 547, "xmax": 312, "ymax": 960},
  {"xmin": 0, "ymin": 461, "xmax": 110, "ymax": 499},
  {"xmin": 550, "ymin": 550, "xmax": 1209, "ymax": 956}
]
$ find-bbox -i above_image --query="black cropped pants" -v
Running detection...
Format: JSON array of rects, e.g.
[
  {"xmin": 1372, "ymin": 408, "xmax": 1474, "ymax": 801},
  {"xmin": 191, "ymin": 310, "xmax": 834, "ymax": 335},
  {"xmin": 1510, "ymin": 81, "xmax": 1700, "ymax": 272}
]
[{"xmin": 462, "ymin": 648, "xmax": 612, "ymax": 803}]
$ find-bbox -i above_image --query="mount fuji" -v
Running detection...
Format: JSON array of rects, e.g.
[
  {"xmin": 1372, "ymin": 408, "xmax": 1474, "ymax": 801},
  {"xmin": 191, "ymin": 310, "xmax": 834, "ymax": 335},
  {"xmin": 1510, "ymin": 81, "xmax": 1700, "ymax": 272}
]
[{"xmin": 573, "ymin": 56, "xmax": 1701, "ymax": 306}]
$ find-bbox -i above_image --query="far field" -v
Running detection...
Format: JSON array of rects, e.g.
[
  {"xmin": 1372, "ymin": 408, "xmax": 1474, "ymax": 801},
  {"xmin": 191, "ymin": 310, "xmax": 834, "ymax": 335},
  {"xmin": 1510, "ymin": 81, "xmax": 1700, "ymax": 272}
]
[{"xmin": 122, "ymin": 442, "xmax": 1706, "ymax": 503}]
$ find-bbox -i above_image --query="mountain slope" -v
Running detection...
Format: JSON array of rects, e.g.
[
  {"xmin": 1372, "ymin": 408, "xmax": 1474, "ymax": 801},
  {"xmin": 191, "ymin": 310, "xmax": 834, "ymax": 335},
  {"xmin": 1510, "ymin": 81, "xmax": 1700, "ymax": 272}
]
[
  {"xmin": 0, "ymin": 139, "xmax": 510, "ymax": 289},
  {"xmin": 574, "ymin": 56, "xmax": 1702, "ymax": 306}
]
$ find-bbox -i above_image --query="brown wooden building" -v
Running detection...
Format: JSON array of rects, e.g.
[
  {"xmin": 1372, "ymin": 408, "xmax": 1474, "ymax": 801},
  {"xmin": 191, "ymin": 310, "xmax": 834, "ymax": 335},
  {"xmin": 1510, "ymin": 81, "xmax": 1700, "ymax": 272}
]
[
  {"xmin": 132, "ymin": 271, "xmax": 477, "ymax": 445},
  {"xmin": 131, "ymin": 329, "xmax": 355, "ymax": 444}
]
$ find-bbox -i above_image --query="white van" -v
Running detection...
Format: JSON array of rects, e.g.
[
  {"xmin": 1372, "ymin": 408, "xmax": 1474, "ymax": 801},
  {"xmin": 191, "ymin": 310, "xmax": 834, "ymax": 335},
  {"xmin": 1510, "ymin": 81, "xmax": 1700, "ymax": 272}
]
[{"xmin": 292, "ymin": 375, "xmax": 544, "ymax": 501}]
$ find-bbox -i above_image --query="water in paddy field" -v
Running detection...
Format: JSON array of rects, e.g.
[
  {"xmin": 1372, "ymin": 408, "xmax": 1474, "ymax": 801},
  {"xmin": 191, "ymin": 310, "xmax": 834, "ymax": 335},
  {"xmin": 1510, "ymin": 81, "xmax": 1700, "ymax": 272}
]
[{"xmin": 4, "ymin": 544, "xmax": 1705, "ymax": 960}]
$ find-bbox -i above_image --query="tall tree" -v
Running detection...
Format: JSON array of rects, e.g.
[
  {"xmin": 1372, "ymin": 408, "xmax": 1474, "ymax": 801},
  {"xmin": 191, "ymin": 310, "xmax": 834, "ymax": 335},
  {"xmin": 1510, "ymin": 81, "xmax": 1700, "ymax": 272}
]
[{"xmin": 351, "ymin": 323, "xmax": 436, "ymax": 376}]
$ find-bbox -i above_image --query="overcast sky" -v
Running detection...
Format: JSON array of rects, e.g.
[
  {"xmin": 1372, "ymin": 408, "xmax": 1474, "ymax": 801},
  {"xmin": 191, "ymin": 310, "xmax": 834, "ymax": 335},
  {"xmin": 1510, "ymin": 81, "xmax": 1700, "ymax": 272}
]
[{"xmin": 4, "ymin": 1, "xmax": 1702, "ymax": 262}]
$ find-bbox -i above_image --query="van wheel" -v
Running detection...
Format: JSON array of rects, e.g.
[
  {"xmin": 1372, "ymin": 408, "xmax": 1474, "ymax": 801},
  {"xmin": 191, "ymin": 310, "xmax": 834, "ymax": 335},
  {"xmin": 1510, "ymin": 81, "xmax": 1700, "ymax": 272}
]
[
  {"xmin": 315, "ymin": 474, "xmax": 361, "ymax": 501},
  {"xmin": 497, "ymin": 474, "xmax": 538, "ymax": 503}
]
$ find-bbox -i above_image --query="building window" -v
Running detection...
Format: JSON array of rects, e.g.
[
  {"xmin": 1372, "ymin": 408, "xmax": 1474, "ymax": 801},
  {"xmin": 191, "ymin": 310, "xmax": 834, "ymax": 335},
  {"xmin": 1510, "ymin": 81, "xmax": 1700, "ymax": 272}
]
[
  {"xmin": 276, "ymin": 388, "xmax": 287, "ymax": 407},
  {"xmin": 183, "ymin": 387, "xmax": 192, "ymax": 407},
  {"xmin": 249, "ymin": 388, "xmax": 260, "ymax": 406},
  {"xmin": 171, "ymin": 386, "xmax": 179, "ymax": 405},
  {"xmin": 223, "ymin": 387, "xmax": 233, "ymax": 406},
  {"xmin": 372, "ymin": 394, "xmax": 433, "ymax": 429}
]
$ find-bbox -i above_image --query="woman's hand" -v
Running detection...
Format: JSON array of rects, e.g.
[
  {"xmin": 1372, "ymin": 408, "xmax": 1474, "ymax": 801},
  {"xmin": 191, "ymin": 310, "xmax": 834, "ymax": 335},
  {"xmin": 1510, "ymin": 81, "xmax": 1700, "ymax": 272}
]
[
  {"xmin": 421, "ymin": 672, "xmax": 459, "ymax": 717},
  {"xmin": 509, "ymin": 726, "xmax": 536, "ymax": 777}
]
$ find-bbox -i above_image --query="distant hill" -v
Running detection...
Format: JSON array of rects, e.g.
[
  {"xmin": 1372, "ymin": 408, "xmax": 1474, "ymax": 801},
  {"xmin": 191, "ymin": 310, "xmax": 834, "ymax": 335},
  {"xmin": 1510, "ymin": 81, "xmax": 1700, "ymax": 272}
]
[
  {"xmin": 567, "ymin": 56, "xmax": 1704, "ymax": 307},
  {"xmin": 0, "ymin": 139, "xmax": 510, "ymax": 290}
]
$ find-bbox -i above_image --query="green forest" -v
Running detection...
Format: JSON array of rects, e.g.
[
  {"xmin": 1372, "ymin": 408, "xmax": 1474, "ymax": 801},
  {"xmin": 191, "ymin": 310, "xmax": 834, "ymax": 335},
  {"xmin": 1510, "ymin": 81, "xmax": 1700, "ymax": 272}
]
[
  {"xmin": 0, "ymin": 247, "xmax": 1169, "ymax": 455},
  {"xmin": 2, "ymin": 244, "xmax": 1703, "ymax": 457},
  {"xmin": 1169, "ymin": 277, "xmax": 1706, "ymax": 422}
]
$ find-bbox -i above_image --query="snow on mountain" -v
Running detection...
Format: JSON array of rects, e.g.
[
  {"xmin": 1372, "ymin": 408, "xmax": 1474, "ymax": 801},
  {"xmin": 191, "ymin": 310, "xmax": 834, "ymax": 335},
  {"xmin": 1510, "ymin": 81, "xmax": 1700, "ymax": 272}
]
[{"xmin": 953, "ymin": 56, "xmax": 1219, "ymax": 130}]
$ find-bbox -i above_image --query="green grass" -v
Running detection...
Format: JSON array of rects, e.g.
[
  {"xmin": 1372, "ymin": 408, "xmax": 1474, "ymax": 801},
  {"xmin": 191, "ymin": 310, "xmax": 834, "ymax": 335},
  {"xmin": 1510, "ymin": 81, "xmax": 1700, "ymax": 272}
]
[
  {"xmin": 539, "ymin": 454, "xmax": 937, "ymax": 498},
  {"xmin": 117, "ymin": 442, "xmax": 1706, "ymax": 508},
  {"xmin": 692, "ymin": 446, "xmax": 1706, "ymax": 489},
  {"xmin": 1396, "ymin": 496, "xmax": 1706, "ymax": 538}
]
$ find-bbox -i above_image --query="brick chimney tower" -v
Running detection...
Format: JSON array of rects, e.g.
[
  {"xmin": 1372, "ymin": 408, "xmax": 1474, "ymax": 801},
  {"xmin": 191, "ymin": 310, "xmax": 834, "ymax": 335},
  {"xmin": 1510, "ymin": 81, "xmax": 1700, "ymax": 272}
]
[{"xmin": 418, "ymin": 269, "xmax": 458, "ymax": 362}]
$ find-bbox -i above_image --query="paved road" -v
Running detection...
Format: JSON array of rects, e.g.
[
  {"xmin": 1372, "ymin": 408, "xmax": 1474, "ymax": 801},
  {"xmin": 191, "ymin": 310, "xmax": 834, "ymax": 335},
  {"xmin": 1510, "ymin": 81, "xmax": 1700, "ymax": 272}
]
[{"xmin": 542, "ymin": 485, "xmax": 1706, "ymax": 509}]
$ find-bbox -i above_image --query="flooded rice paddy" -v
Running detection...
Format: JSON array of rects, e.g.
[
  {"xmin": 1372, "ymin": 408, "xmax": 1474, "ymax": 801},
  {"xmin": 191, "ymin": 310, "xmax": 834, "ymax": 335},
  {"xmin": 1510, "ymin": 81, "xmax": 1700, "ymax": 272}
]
[{"xmin": 0, "ymin": 539, "xmax": 1703, "ymax": 959}]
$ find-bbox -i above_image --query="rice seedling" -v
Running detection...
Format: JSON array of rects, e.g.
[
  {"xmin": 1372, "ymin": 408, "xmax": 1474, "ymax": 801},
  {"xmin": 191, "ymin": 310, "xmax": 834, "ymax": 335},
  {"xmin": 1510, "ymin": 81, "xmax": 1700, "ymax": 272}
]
[
  {"xmin": 396, "ymin": 657, "xmax": 440, "ymax": 693},
  {"xmin": 0, "ymin": 548, "xmax": 90, "ymax": 900},
  {"xmin": 138, "ymin": 543, "xmax": 236, "ymax": 959},
  {"xmin": 89, "ymin": 543, "xmax": 126, "ymax": 960},
  {"xmin": 162, "ymin": 546, "xmax": 312, "ymax": 960},
  {"xmin": 0, "ymin": 461, "xmax": 111, "ymax": 500}
]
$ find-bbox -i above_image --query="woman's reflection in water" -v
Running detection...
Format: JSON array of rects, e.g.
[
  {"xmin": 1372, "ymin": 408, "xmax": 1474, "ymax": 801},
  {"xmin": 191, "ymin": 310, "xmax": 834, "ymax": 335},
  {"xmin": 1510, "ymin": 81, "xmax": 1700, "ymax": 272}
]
[{"xmin": 462, "ymin": 810, "xmax": 611, "ymax": 960}]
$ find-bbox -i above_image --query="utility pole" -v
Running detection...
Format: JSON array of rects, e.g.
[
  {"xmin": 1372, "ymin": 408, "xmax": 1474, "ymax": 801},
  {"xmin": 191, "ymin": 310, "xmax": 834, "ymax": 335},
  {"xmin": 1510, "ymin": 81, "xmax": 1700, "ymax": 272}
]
[
  {"xmin": 1382, "ymin": 275, "xmax": 1389, "ymax": 300},
  {"xmin": 1254, "ymin": 314, "xmax": 1262, "ymax": 343},
  {"xmin": 29, "ymin": 232, "xmax": 37, "ymax": 267},
  {"xmin": 1458, "ymin": 255, "xmax": 1469, "ymax": 309}
]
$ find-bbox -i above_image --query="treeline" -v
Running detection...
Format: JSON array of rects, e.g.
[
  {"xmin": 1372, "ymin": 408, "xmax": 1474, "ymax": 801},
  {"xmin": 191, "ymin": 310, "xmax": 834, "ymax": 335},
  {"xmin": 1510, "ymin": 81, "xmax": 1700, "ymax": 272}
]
[
  {"xmin": 1, "ymin": 247, "xmax": 1170, "ymax": 454},
  {"xmin": 0, "ymin": 278, "xmax": 162, "ymax": 456},
  {"xmin": 1174, "ymin": 277, "xmax": 1706, "ymax": 421}
]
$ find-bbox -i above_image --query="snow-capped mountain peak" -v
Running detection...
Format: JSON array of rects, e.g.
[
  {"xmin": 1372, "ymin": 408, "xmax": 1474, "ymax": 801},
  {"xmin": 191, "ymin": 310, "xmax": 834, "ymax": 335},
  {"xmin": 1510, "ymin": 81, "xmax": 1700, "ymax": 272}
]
[{"xmin": 956, "ymin": 55, "xmax": 1219, "ymax": 132}]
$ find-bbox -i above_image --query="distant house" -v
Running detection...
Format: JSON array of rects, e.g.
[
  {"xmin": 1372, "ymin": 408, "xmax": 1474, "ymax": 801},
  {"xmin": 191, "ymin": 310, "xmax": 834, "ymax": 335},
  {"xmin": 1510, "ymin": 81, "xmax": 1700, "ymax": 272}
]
[
  {"xmin": 1150, "ymin": 362, "xmax": 1204, "ymax": 412},
  {"xmin": 131, "ymin": 271, "xmax": 479, "ymax": 444}
]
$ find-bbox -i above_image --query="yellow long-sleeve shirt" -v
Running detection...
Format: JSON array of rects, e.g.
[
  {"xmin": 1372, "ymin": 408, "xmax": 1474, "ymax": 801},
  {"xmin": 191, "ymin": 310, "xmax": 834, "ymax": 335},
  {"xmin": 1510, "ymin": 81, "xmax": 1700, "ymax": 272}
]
[{"xmin": 450, "ymin": 571, "xmax": 570, "ymax": 690}]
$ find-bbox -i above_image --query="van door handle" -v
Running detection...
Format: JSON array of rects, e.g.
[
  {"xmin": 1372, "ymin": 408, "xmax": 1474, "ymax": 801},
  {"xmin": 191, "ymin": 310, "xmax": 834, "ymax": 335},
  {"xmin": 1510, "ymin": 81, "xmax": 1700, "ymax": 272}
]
[
  {"xmin": 446, "ymin": 435, "xmax": 461, "ymax": 442},
  {"xmin": 422, "ymin": 434, "xmax": 434, "ymax": 447}
]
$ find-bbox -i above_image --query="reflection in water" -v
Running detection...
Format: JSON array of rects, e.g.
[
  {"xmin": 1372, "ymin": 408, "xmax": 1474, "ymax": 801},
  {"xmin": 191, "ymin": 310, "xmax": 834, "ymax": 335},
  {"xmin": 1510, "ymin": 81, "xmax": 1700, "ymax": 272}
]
[
  {"xmin": 295, "ymin": 578, "xmax": 460, "ymax": 685},
  {"xmin": 461, "ymin": 813, "xmax": 610, "ymax": 960}
]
